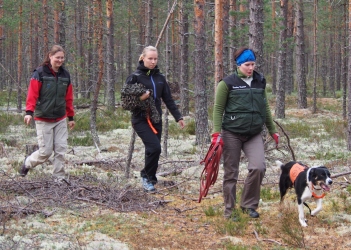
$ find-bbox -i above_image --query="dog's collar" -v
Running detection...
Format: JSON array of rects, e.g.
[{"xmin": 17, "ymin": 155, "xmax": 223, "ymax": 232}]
[{"xmin": 308, "ymin": 182, "xmax": 326, "ymax": 199}]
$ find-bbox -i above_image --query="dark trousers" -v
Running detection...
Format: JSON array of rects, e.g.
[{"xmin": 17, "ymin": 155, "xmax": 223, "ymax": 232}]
[
  {"xmin": 132, "ymin": 115, "xmax": 162, "ymax": 184},
  {"xmin": 221, "ymin": 130, "xmax": 266, "ymax": 218}
]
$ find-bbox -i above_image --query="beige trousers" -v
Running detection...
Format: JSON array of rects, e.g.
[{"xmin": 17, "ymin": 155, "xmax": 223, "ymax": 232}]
[{"xmin": 25, "ymin": 119, "xmax": 68, "ymax": 179}]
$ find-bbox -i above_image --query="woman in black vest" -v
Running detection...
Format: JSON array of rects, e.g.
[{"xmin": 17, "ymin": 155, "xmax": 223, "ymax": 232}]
[
  {"xmin": 20, "ymin": 45, "xmax": 75, "ymax": 183},
  {"xmin": 212, "ymin": 47, "xmax": 279, "ymax": 219}
]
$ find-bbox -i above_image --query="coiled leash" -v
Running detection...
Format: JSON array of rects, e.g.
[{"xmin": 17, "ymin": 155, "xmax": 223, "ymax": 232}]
[{"xmin": 198, "ymin": 136, "xmax": 223, "ymax": 203}]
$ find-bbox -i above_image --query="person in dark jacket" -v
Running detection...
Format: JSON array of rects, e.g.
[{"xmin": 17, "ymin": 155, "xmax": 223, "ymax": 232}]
[
  {"xmin": 20, "ymin": 45, "xmax": 75, "ymax": 182},
  {"xmin": 212, "ymin": 47, "xmax": 279, "ymax": 219},
  {"xmin": 123, "ymin": 45, "xmax": 185, "ymax": 192}
]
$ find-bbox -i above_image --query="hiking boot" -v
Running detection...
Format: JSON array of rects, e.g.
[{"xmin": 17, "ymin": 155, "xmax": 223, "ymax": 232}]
[
  {"xmin": 241, "ymin": 207, "xmax": 259, "ymax": 218},
  {"xmin": 142, "ymin": 177, "xmax": 156, "ymax": 192},
  {"xmin": 19, "ymin": 157, "xmax": 29, "ymax": 177}
]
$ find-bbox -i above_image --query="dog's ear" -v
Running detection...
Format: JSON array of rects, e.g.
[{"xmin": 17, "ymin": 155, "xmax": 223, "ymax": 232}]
[
  {"xmin": 318, "ymin": 166, "xmax": 331, "ymax": 176},
  {"xmin": 308, "ymin": 168, "xmax": 316, "ymax": 181}
]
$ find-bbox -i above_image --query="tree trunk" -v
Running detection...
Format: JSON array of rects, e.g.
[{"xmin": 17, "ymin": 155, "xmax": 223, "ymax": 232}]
[
  {"xmin": 275, "ymin": 0, "xmax": 288, "ymax": 119},
  {"xmin": 271, "ymin": 0, "xmax": 277, "ymax": 94},
  {"xmin": 222, "ymin": 0, "xmax": 229, "ymax": 76},
  {"xmin": 194, "ymin": 0, "xmax": 208, "ymax": 146},
  {"xmin": 90, "ymin": 0, "xmax": 104, "ymax": 147},
  {"xmin": 32, "ymin": 0, "xmax": 39, "ymax": 69},
  {"xmin": 214, "ymin": 0, "xmax": 224, "ymax": 85},
  {"xmin": 17, "ymin": 3, "xmax": 22, "ymax": 113},
  {"xmin": 179, "ymin": 0, "xmax": 189, "ymax": 116},
  {"xmin": 0, "ymin": 0, "xmax": 3, "ymax": 89},
  {"xmin": 347, "ymin": 0, "xmax": 351, "ymax": 150},
  {"xmin": 238, "ymin": 3, "xmax": 247, "ymax": 46},
  {"xmin": 59, "ymin": 0, "xmax": 66, "ymax": 47},
  {"xmin": 139, "ymin": 0, "xmax": 146, "ymax": 46},
  {"xmin": 342, "ymin": 1, "xmax": 348, "ymax": 120},
  {"xmin": 125, "ymin": 131, "xmax": 136, "ymax": 178},
  {"xmin": 145, "ymin": 0, "xmax": 153, "ymax": 45},
  {"xmin": 106, "ymin": 0, "xmax": 115, "ymax": 111},
  {"xmin": 75, "ymin": 0, "xmax": 83, "ymax": 99},
  {"xmin": 312, "ymin": 0, "xmax": 318, "ymax": 114},
  {"xmin": 42, "ymin": 0, "xmax": 49, "ymax": 53},
  {"xmin": 328, "ymin": 4, "xmax": 335, "ymax": 97},
  {"xmin": 295, "ymin": 0, "xmax": 307, "ymax": 109},
  {"xmin": 228, "ymin": 0, "xmax": 237, "ymax": 74},
  {"xmin": 127, "ymin": 0, "xmax": 132, "ymax": 75},
  {"xmin": 248, "ymin": 0, "xmax": 264, "ymax": 73},
  {"xmin": 335, "ymin": 15, "xmax": 341, "ymax": 92},
  {"xmin": 285, "ymin": 2, "xmax": 294, "ymax": 95},
  {"xmin": 162, "ymin": 0, "xmax": 171, "ymax": 158},
  {"xmin": 54, "ymin": 2, "xmax": 60, "ymax": 44}
]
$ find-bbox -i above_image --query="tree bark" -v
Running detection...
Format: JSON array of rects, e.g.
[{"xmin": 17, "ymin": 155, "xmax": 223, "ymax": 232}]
[
  {"xmin": 312, "ymin": 0, "xmax": 318, "ymax": 114},
  {"xmin": 54, "ymin": 2, "xmax": 60, "ymax": 44},
  {"xmin": 347, "ymin": 0, "xmax": 351, "ymax": 150},
  {"xmin": 194, "ymin": 0, "xmax": 208, "ymax": 145},
  {"xmin": 271, "ymin": 0, "xmax": 277, "ymax": 95},
  {"xmin": 179, "ymin": 0, "xmax": 189, "ymax": 116},
  {"xmin": 106, "ymin": 0, "xmax": 115, "ymax": 111},
  {"xmin": 17, "ymin": 3, "xmax": 22, "ymax": 113},
  {"xmin": 328, "ymin": 4, "xmax": 335, "ymax": 97},
  {"xmin": 342, "ymin": 1, "xmax": 348, "ymax": 120},
  {"xmin": 228, "ymin": 0, "xmax": 237, "ymax": 73},
  {"xmin": 275, "ymin": 0, "xmax": 288, "ymax": 119},
  {"xmin": 214, "ymin": 0, "xmax": 224, "ymax": 84},
  {"xmin": 249, "ymin": 0, "xmax": 264, "ymax": 73},
  {"xmin": 162, "ymin": 0, "xmax": 172, "ymax": 158},
  {"xmin": 145, "ymin": 0, "xmax": 153, "ymax": 46},
  {"xmin": 285, "ymin": 2, "xmax": 294, "ymax": 95},
  {"xmin": 59, "ymin": 0, "xmax": 66, "ymax": 47},
  {"xmin": 295, "ymin": 0, "xmax": 307, "ymax": 109},
  {"xmin": 42, "ymin": 0, "xmax": 49, "ymax": 53},
  {"xmin": 90, "ymin": 0, "xmax": 104, "ymax": 147}
]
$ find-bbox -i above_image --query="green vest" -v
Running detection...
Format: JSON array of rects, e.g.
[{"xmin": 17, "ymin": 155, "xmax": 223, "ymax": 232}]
[
  {"xmin": 221, "ymin": 73, "xmax": 267, "ymax": 136},
  {"xmin": 34, "ymin": 76, "xmax": 70, "ymax": 119}
]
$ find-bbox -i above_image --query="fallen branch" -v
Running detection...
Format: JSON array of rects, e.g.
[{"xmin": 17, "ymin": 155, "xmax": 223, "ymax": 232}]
[
  {"xmin": 331, "ymin": 171, "xmax": 351, "ymax": 178},
  {"xmin": 274, "ymin": 120, "xmax": 296, "ymax": 161},
  {"xmin": 253, "ymin": 230, "xmax": 284, "ymax": 246},
  {"xmin": 71, "ymin": 157, "xmax": 126, "ymax": 166},
  {"xmin": 0, "ymin": 207, "xmax": 55, "ymax": 217},
  {"xmin": 174, "ymin": 207, "xmax": 197, "ymax": 213}
]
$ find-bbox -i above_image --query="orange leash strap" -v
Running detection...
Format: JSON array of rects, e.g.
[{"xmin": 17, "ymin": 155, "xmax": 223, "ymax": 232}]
[{"xmin": 147, "ymin": 116, "xmax": 158, "ymax": 134}]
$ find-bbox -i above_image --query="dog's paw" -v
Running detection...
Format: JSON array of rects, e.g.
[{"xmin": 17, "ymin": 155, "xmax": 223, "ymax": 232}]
[{"xmin": 299, "ymin": 219, "xmax": 308, "ymax": 227}]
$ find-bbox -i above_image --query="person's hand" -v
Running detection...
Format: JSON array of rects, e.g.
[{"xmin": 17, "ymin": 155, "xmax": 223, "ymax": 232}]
[
  {"xmin": 272, "ymin": 133, "xmax": 279, "ymax": 147},
  {"xmin": 178, "ymin": 119, "xmax": 185, "ymax": 129},
  {"xmin": 211, "ymin": 132, "xmax": 224, "ymax": 146},
  {"xmin": 140, "ymin": 90, "xmax": 150, "ymax": 101},
  {"xmin": 68, "ymin": 121, "xmax": 75, "ymax": 130},
  {"xmin": 24, "ymin": 115, "xmax": 32, "ymax": 125}
]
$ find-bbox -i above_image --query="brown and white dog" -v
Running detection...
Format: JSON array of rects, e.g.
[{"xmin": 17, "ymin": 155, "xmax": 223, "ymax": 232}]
[{"xmin": 276, "ymin": 160, "xmax": 332, "ymax": 227}]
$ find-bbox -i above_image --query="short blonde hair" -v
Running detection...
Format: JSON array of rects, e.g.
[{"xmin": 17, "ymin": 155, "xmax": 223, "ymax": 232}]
[{"xmin": 139, "ymin": 46, "xmax": 158, "ymax": 61}]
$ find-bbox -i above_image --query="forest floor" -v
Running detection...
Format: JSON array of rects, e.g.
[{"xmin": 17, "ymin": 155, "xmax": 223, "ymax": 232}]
[{"xmin": 1, "ymin": 96, "xmax": 351, "ymax": 249}]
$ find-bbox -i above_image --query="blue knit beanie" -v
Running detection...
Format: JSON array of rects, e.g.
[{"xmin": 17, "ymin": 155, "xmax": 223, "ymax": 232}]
[{"xmin": 236, "ymin": 49, "xmax": 256, "ymax": 66}]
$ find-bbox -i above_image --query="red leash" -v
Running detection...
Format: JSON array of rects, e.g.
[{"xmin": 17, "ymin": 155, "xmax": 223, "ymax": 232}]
[{"xmin": 198, "ymin": 140, "xmax": 223, "ymax": 203}]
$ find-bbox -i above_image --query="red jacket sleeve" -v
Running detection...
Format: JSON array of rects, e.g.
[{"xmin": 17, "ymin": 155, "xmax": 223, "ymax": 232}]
[
  {"xmin": 26, "ymin": 72, "xmax": 42, "ymax": 114},
  {"xmin": 65, "ymin": 83, "xmax": 75, "ymax": 118}
]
